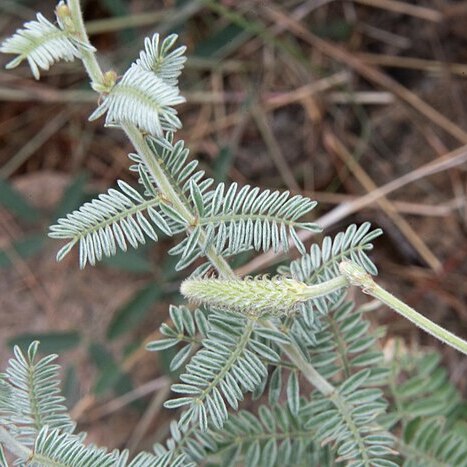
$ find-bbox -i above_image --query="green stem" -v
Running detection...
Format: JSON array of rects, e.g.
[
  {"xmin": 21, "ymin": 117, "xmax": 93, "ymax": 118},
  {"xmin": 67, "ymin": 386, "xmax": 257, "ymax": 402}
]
[
  {"xmin": 265, "ymin": 320, "xmax": 335, "ymax": 396},
  {"xmin": 300, "ymin": 275, "xmax": 349, "ymax": 301},
  {"xmin": 0, "ymin": 427, "xmax": 31, "ymax": 461},
  {"xmin": 373, "ymin": 283, "xmax": 467, "ymax": 355},
  {"xmin": 340, "ymin": 261, "xmax": 467, "ymax": 356},
  {"xmin": 123, "ymin": 124, "xmax": 234, "ymax": 279},
  {"xmin": 124, "ymin": 124, "xmax": 194, "ymax": 223},
  {"xmin": 68, "ymin": 0, "xmax": 104, "ymax": 88}
]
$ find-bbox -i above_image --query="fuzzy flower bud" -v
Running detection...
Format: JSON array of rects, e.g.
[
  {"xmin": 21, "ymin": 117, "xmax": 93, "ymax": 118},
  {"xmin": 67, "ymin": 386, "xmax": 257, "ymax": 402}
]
[
  {"xmin": 181, "ymin": 276, "xmax": 310, "ymax": 317},
  {"xmin": 55, "ymin": 2, "xmax": 74, "ymax": 32}
]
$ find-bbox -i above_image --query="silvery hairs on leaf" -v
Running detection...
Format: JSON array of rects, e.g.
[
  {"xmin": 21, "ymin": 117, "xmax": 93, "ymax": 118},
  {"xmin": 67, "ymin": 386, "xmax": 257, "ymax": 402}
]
[
  {"xmin": 88, "ymin": 32, "xmax": 187, "ymax": 137},
  {"xmin": 193, "ymin": 182, "xmax": 321, "ymax": 256},
  {"xmin": 0, "ymin": 12, "xmax": 81, "ymax": 79},
  {"xmin": 136, "ymin": 33, "xmax": 187, "ymax": 87},
  {"xmin": 89, "ymin": 63, "xmax": 186, "ymax": 136},
  {"xmin": 49, "ymin": 180, "xmax": 172, "ymax": 268},
  {"xmin": 0, "ymin": 342, "xmax": 75, "ymax": 446}
]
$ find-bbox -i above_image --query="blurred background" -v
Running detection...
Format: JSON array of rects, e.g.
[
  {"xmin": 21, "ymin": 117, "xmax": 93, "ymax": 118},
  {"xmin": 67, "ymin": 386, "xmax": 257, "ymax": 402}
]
[{"xmin": 0, "ymin": 0, "xmax": 466, "ymax": 451}]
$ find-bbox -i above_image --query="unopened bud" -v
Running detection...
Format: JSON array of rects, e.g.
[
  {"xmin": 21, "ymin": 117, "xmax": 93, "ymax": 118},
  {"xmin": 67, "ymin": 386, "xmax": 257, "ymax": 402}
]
[
  {"xmin": 56, "ymin": 2, "xmax": 71, "ymax": 19},
  {"xmin": 181, "ymin": 276, "xmax": 309, "ymax": 317},
  {"xmin": 55, "ymin": 2, "xmax": 74, "ymax": 31},
  {"xmin": 103, "ymin": 70, "xmax": 118, "ymax": 88}
]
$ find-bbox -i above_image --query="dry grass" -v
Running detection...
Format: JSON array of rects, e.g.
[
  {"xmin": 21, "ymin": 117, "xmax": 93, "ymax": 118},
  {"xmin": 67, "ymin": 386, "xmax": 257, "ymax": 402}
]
[{"xmin": 1, "ymin": 0, "xmax": 466, "ymax": 452}]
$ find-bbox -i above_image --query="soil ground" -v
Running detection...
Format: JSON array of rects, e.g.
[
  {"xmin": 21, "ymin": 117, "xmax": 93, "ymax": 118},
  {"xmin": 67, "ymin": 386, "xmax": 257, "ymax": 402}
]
[{"xmin": 1, "ymin": 0, "xmax": 466, "ymax": 452}]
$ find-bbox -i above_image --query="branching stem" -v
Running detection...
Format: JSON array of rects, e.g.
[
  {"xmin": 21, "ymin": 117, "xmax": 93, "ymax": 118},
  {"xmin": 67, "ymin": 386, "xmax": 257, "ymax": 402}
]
[
  {"xmin": 123, "ymin": 122, "xmax": 234, "ymax": 279},
  {"xmin": 3, "ymin": 1, "xmax": 464, "ymax": 465},
  {"xmin": 265, "ymin": 320, "xmax": 335, "ymax": 396}
]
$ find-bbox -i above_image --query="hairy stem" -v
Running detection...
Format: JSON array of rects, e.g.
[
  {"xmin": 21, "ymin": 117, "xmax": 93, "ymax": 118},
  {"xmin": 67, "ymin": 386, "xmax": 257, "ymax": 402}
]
[
  {"xmin": 264, "ymin": 320, "xmax": 335, "ymax": 396},
  {"xmin": 300, "ymin": 275, "xmax": 349, "ymax": 300},
  {"xmin": 123, "ymin": 124, "xmax": 234, "ymax": 279},
  {"xmin": 68, "ymin": 0, "xmax": 104, "ymax": 88},
  {"xmin": 340, "ymin": 261, "xmax": 467, "ymax": 356},
  {"xmin": 68, "ymin": 0, "xmax": 104, "ymax": 85},
  {"xmin": 69, "ymin": 1, "xmax": 235, "ymax": 280}
]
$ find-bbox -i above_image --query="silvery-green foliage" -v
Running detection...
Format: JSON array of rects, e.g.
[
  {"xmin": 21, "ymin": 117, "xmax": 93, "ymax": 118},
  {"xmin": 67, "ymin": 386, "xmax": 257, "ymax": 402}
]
[
  {"xmin": 28, "ymin": 425, "xmax": 166, "ymax": 467},
  {"xmin": 304, "ymin": 375, "xmax": 396, "ymax": 467},
  {"xmin": 264, "ymin": 300, "xmax": 395, "ymax": 466},
  {"xmin": 87, "ymin": 28, "xmax": 186, "ymax": 136},
  {"xmin": 30, "ymin": 426, "xmax": 119, "ymax": 466},
  {"xmin": 281, "ymin": 222, "xmax": 382, "ymax": 281},
  {"xmin": 3, "ymin": 4, "xmax": 465, "ymax": 467},
  {"xmin": 270, "ymin": 226, "xmax": 382, "ymax": 358},
  {"xmin": 385, "ymin": 351, "xmax": 459, "ymax": 424},
  {"xmin": 162, "ymin": 309, "xmax": 274, "ymax": 432},
  {"xmin": 398, "ymin": 417, "xmax": 467, "ymax": 467},
  {"xmin": 292, "ymin": 302, "xmax": 394, "ymax": 466},
  {"xmin": 146, "ymin": 305, "xmax": 209, "ymax": 372},
  {"xmin": 195, "ymin": 182, "xmax": 320, "ymax": 255},
  {"xmin": 0, "ymin": 443, "xmax": 6, "ymax": 466},
  {"xmin": 36, "ymin": 21, "xmax": 319, "ymax": 270},
  {"xmin": 204, "ymin": 404, "xmax": 327, "ymax": 467},
  {"xmin": 152, "ymin": 420, "xmax": 203, "ymax": 466},
  {"xmin": 136, "ymin": 34, "xmax": 187, "ymax": 87},
  {"xmin": 133, "ymin": 452, "xmax": 190, "ymax": 467},
  {"xmin": 149, "ymin": 225, "xmax": 384, "ymax": 435},
  {"xmin": 0, "ymin": 342, "xmax": 181, "ymax": 466},
  {"xmin": 308, "ymin": 301, "xmax": 387, "ymax": 382},
  {"xmin": 89, "ymin": 63, "xmax": 186, "ymax": 136},
  {"xmin": 169, "ymin": 181, "xmax": 320, "ymax": 270},
  {"xmin": 142, "ymin": 133, "xmax": 214, "ymax": 213},
  {"xmin": 155, "ymin": 403, "xmax": 334, "ymax": 467},
  {"xmin": 0, "ymin": 342, "xmax": 75, "ymax": 446},
  {"xmin": 279, "ymin": 222, "xmax": 381, "ymax": 310},
  {"xmin": 0, "ymin": 12, "xmax": 83, "ymax": 79},
  {"xmin": 383, "ymin": 351, "xmax": 467, "ymax": 466},
  {"xmin": 148, "ymin": 306, "xmax": 289, "ymax": 433},
  {"xmin": 49, "ymin": 180, "xmax": 171, "ymax": 268},
  {"xmin": 128, "ymin": 131, "xmax": 320, "ymax": 271}
]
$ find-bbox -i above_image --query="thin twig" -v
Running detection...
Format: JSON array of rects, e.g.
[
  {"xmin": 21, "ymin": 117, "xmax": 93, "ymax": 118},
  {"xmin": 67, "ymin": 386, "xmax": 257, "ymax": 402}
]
[
  {"xmin": 358, "ymin": 53, "xmax": 467, "ymax": 78},
  {"xmin": 352, "ymin": 0, "xmax": 443, "ymax": 22},
  {"xmin": 264, "ymin": 5, "xmax": 467, "ymax": 145},
  {"xmin": 238, "ymin": 143, "xmax": 467, "ymax": 275},
  {"xmin": 126, "ymin": 381, "xmax": 172, "ymax": 452},
  {"xmin": 307, "ymin": 190, "xmax": 464, "ymax": 217},
  {"xmin": 323, "ymin": 130, "xmax": 442, "ymax": 272},
  {"xmin": 0, "ymin": 111, "xmax": 67, "ymax": 178},
  {"xmin": 252, "ymin": 105, "xmax": 300, "ymax": 191}
]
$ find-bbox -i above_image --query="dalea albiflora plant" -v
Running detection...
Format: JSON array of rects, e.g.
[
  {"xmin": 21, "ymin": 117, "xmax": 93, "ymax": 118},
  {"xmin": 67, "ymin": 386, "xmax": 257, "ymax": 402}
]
[{"xmin": 1, "ymin": 1, "xmax": 466, "ymax": 466}]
